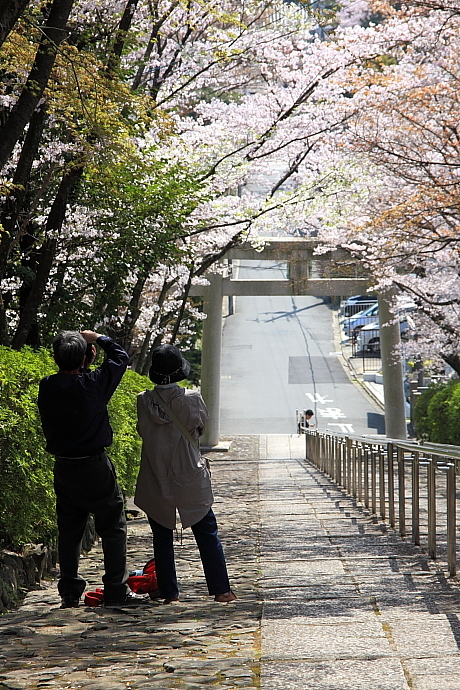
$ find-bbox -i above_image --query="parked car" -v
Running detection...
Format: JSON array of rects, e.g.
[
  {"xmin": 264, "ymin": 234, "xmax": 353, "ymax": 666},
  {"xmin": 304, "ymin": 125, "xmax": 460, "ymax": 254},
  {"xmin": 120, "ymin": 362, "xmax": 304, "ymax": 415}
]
[
  {"xmin": 341, "ymin": 294, "xmax": 377, "ymax": 317},
  {"xmin": 356, "ymin": 315, "xmax": 413, "ymax": 354},
  {"xmin": 343, "ymin": 302, "xmax": 379, "ymax": 338}
]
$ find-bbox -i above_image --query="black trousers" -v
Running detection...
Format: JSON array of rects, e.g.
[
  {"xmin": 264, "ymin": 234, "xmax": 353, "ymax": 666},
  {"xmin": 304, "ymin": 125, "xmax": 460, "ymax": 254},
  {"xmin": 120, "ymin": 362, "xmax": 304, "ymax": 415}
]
[{"xmin": 53, "ymin": 452, "xmax": 128, "ymax": 601}]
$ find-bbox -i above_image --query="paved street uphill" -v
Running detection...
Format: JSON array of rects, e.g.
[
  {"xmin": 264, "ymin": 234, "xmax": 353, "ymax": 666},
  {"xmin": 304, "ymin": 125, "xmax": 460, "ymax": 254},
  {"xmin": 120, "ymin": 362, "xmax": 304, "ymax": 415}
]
[
  {"xmin": 2, "ymin": 436, "xmax": 460, "ymax": 690},
  {"xmin": 220, "ymin": 261, "xmax": 384, "ymax": 436}
]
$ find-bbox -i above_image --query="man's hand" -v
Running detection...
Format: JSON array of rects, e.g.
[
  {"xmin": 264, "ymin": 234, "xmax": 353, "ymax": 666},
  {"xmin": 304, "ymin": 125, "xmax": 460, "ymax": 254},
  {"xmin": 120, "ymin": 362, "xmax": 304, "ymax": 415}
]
[{"xmin": 80, "ymin": 330, "xmax": 102, "ymax": 343}]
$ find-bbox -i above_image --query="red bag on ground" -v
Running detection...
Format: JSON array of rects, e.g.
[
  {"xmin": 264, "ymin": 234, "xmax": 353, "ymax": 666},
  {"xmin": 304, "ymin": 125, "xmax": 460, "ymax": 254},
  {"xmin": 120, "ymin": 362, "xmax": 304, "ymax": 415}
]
[
  {"xmin": 83, "ymin": 559, "xmax": 159, "ymax": 606},
  {"xmin": 127, "ymin": 558, "xmax": 158, "ymax": 594}
]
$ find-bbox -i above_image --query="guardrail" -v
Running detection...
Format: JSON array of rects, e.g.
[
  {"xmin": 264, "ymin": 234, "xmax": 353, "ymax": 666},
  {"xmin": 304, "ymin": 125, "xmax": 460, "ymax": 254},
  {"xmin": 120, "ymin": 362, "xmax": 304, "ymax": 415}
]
[{"xmin": 301, "ymin": 429, "xmax": 460, "ymax": 576}]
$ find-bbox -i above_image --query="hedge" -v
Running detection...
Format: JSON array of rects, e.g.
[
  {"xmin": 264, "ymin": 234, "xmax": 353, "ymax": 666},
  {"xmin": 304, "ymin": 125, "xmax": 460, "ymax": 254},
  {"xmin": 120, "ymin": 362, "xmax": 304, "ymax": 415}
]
[
  {"xmin": 0, "ymin": 346, "xmax": 151, "ymax": 549},
  {"xmin": 413, "ymin": 380, "xmax": 460, "ymax": 445}
]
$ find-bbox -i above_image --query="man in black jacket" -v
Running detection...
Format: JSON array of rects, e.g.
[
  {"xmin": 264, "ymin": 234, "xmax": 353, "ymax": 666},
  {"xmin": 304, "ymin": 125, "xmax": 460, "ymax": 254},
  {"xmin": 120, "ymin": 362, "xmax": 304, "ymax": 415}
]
[{"xmin": 38, "ymin": 329, "xmax": 148, "ymax": 608}]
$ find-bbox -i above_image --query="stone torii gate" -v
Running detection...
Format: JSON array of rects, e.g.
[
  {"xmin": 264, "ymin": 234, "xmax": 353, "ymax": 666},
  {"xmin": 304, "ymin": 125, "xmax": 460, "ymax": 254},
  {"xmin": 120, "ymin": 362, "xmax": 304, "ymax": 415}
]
[{"xmin": 190, "ymin": 238, "xmax": 406, "ymax": 446}]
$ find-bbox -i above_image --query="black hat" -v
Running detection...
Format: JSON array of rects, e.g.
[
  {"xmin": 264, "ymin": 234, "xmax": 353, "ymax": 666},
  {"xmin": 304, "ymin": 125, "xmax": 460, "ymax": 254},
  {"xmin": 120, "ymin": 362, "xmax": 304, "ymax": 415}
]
[{"xmin": 149, "ymin": 344, "xmax": 191, "ymax": 385}]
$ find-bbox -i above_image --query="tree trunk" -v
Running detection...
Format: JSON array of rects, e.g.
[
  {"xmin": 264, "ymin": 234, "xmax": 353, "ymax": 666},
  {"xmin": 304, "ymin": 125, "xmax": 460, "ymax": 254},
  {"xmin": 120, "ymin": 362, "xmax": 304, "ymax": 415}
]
[
  {"xmin": 10, "ymin": 236, "xmax": 57, "ymax": 349},
  {"xmin": 142, "ymin": 328, "xmax": 166, "ymax": 377},
  {"xmin": 169, "ymin": 264, "xmax": 193, "ymax": 344},
  {"xmin": 0, "ymin": 293, "xmax": 10, "ymax": 345},
  {"xmin": 134, "ymin": 328, "xmax": 152, "ymax": 374},
  {"xmin": 0, "ymin": 0, "xmax": 75, "ymax": 170},
  {"xmin": 0, "ymin": 0, "xmax": 31, "ymax": 48},
  {"xmin": 442, "ymin": 353, "xmax": 460, "ymax": 378},
  {"xmin": 0, "ymin": 104, "xmax": 48, "ymax": 279},
  {"xmin": 134, "ymin": 277, "xmax": 176, "ymax": 374},
  {"xmin": 105, "ymin": 0, "xmax": 139, "ymax": 77},
  {"xmin": 130, "ymin": 1, "xmax": 179, "ymax": 91},
  {"xmin": 0, "ymin": 105, "xmax": 49, "ymax": 347},
  {"xmin": 11, "ymin": 164, "xmax": 83, "ymax": 349},
  {"xmin": 119, "ymin": 270, "xmax": 148, "ymax": 351}
]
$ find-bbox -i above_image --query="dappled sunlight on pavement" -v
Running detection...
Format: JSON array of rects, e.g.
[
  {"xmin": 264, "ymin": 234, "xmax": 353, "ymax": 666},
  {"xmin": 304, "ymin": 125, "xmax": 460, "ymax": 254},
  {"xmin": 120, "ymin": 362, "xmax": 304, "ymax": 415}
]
[{"xmin": 2, "ymin": 435, "xmax": 460, "ymax": 689}]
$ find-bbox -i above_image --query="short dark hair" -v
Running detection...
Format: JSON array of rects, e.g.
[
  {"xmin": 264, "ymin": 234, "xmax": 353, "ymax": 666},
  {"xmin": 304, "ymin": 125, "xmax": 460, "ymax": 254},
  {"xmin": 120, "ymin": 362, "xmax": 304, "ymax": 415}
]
[
  {"xmin": 305, "ymin": 409, "xmax": 314, "ymax": 416},
  {"xmin": 53, "ymin": 331, "xmax": 86, "ymax": 370}
]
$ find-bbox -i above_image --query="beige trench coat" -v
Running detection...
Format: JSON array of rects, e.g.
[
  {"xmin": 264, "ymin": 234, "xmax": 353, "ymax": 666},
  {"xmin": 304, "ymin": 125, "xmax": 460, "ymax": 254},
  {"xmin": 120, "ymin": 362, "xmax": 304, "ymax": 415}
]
[{"xmin": 134, "ymin": 385, "xmax": 212, "ymax": 529}]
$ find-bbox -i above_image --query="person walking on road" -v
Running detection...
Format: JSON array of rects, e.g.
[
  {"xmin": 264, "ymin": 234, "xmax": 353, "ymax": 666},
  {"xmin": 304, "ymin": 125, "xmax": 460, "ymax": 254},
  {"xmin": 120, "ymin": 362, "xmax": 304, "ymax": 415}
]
[
  {"xmin": 134, "ymin": 344, "xmax": 236, "ymax": 604},
  {"xmin": 38, "ymin": 329, "xmax": 149, "ymax": 608}
]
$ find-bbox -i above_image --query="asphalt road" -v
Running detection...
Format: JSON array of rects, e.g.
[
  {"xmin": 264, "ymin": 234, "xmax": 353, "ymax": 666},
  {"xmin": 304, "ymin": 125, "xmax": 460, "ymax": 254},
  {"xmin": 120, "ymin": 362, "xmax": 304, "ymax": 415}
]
[{"xmin": 220, "ymin": 260, "xmax": 384, "ymax": 435}]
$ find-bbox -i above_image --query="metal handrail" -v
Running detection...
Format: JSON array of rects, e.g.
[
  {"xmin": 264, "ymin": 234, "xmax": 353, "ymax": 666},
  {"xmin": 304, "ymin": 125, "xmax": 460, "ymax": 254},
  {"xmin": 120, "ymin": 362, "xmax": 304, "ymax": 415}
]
[{"xmin": 300, "ymin": 428, "xmax": 459, "ymax": 576}]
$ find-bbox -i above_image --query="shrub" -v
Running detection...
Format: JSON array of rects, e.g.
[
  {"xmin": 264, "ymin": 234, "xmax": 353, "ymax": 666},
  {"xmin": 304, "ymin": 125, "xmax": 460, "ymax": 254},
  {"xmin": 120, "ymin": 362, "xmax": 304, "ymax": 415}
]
[
  {"xmin": 107, "ymin": 369, "xmax": 151, "ymax": 497},
  {"xmin": 0, "ymin": 346, "xmax": 151, "ymax": 549},
  {"xmin": 414, "ymin": 381, "xmax": 460, "ymax": 445},
  {"xmin": 0, "ymin": 347, "xmax": 56, "ymax": 548}
]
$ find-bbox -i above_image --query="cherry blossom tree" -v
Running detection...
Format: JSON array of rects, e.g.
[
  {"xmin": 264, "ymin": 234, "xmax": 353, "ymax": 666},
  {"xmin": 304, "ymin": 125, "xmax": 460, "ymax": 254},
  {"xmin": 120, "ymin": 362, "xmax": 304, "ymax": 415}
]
[
  {"xmin": 3, "ymin": 0, "xmax": 436, "ymax": 366},
  {"xmin": 1, "ymin": 0, "xmax": 354, "ymax": 353},
  {"xmin": 312, "ymin": 2, "xmax": 460, "ymax": 373}
]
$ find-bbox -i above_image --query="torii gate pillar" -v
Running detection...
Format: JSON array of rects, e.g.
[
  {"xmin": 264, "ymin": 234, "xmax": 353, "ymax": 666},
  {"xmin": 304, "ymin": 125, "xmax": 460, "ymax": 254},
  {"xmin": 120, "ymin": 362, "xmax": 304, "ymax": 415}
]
[
  {"xmin": 200, "ymin": 273, "xmax": 223, "ymax": 447},
  {"xmin": 378, "ymin": 289, "xmax": 407, "ymax": 440}
]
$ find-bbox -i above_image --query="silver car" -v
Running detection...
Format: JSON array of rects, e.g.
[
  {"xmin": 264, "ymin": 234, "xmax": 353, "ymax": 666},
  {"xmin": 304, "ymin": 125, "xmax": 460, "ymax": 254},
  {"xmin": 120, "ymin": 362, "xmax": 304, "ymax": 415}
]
[
  {"xmin": 343, "ymin": 303, "xmax": 379, "ymax": 338},
  {"xmin": 356, "ymin": 316, "xmax": 412, "ymax": 354}
]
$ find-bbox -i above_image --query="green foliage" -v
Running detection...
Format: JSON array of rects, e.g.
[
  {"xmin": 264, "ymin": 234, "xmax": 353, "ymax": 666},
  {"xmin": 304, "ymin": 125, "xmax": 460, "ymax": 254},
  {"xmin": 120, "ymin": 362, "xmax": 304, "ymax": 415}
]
[
  {"xmin": 40, "ymin": 150, "xmax": 210, "ymax": 342},
  {"xmin": 0, "ymin": 347, "xmax": 149, "ymax": 549},
  {"xmin": 413, "ymin": 381, "xmax": 460, "ymax": 445},
  {"xmin": 107, "ymin": 369, "xmax": 151, "ymax": 497},
  {"xmin": 0, "ymin": 346, "xmax": 56, "ymax": 548}
]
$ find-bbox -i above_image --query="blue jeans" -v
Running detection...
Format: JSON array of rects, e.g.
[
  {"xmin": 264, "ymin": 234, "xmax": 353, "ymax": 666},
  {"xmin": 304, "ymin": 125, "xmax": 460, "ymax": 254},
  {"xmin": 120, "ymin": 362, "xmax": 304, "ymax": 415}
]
[{"xmin": 148, "ymin": 509, "xmax": 230, "ymax": 599}]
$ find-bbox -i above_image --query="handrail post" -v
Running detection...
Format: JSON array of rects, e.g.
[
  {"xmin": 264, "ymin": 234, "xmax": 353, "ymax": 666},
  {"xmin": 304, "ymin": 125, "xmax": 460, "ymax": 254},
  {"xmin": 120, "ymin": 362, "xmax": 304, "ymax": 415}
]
[
  {"xmin": 412, "ymin": 452, "xmax": 420, "ymax": 546},
  {"xmin": 352, "ymin": 442, "xmax": 357, "ymax": 499},
  {"xmin": 371, "ymin": 449, "xmax": 377, "ymax": 515},
  {"xmin": 397, "ymin": 447, "xmax": 406, "ymax": 537},
  {"xmin": 447, "ymin": 461, "xmax": 456, "ymax": 577},
  {"xmin": 364, "ymin": 446, "xmax": 369, "ymax": 510},
  {"xmin": 387, "ymin": 442, "xmax": 395, "ymax": 529},
  {"xmin": 336, "ymin": 439, "xmax": 342, "ymax": 485},
  {"xmin": 346, "ymin": 438, "xmax": 352, "ymax": 494},
  {"xmin": 379, "ymin": 448, "xmax": 386, "ymax": 520},
  {"xmin": 329, "ymin": 436, "xmax": 335, "ymax": 481},
  {"xmin": 427, "ymin": 457, "xmax": 436, "ymax": 560},
  {"xmin": 357, "ymin": 443, "xmax": 363, "ymax": 504}
]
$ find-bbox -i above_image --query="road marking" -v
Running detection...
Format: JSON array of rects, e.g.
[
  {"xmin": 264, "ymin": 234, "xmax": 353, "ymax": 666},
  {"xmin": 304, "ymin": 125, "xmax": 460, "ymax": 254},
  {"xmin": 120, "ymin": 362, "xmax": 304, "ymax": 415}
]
[
  {"xmin": 305, "ymin": 393, "xmax": 333, "ymax": 404},
  {"xmin": 328, "ymin": 423, "xmax": 355, "ymax": 433},
  {"xmin": 318, "ymin": 407, "xmax": 347, "ymax": 420}
]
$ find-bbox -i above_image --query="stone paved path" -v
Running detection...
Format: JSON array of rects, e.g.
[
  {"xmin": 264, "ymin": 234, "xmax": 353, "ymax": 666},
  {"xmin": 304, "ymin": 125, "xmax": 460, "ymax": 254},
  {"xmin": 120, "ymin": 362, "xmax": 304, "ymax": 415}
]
[
  {"xmin": 0, "ymin": 437, "xmax": 261, "ymax": 690},
  {"xmin": 259, "ymin": 435, "xmax": 460, "ymax": 690},
  {"xmin": 2, "ymin": 435, "xmax": 460, "ymax": 689}
]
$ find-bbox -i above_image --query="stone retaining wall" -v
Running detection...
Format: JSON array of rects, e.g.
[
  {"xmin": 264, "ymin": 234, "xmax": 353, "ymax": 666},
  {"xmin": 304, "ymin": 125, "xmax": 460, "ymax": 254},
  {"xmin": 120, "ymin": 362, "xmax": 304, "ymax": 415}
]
[
  {"xmin": 0, "ymin": 516, "xmax": 96, "ymax": 612},
  {"xmin": 0, "ymin": 545, "xmax": 56, "ymax": 612}
]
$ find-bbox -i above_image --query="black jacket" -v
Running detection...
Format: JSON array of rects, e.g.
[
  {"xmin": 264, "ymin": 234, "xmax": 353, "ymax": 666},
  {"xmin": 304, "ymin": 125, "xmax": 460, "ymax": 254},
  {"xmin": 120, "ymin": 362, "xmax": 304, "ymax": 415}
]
[{"xmin": 38, "ymin": 336, "xmax": 128, "ymax": 457}]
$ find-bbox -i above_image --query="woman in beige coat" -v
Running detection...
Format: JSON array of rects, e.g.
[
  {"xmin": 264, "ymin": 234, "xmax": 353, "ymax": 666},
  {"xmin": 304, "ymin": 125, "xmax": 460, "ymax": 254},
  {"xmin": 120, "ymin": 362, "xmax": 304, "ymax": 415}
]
[{"xmin": 134, "ymin": 344, "xmax": 235, "ymax": 604}]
